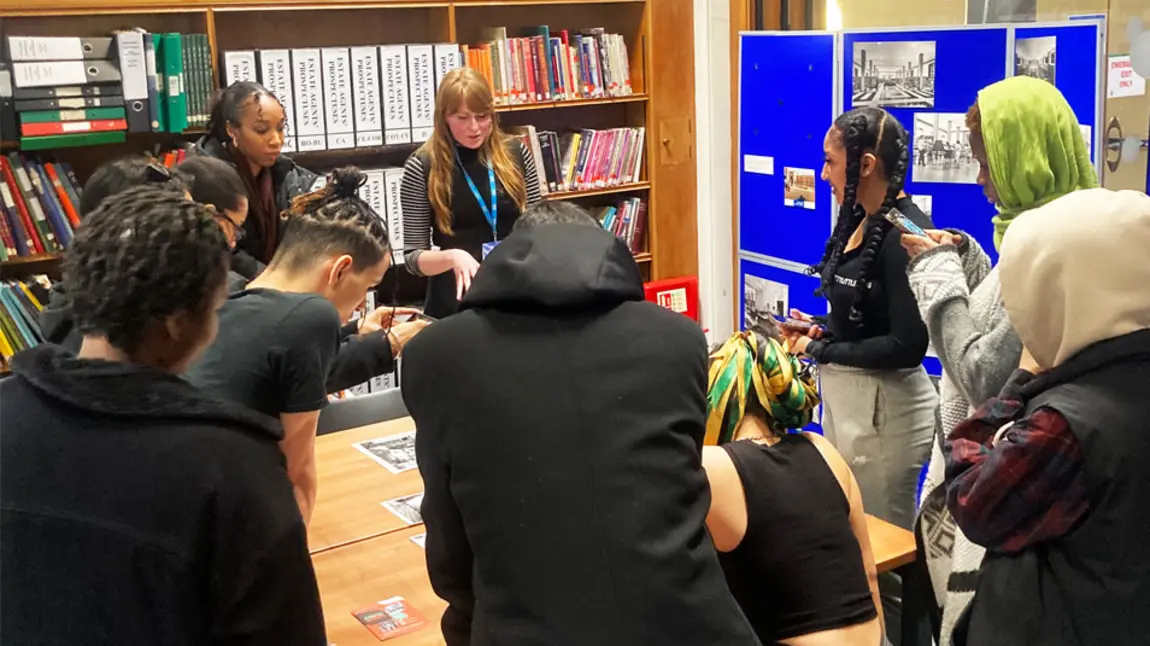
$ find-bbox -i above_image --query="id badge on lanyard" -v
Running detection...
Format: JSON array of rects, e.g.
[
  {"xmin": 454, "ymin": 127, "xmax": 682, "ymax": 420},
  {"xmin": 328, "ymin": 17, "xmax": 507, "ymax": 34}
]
[{"xmin": 456, "ymin": 149, "xmax": 499, "ymax": 259}]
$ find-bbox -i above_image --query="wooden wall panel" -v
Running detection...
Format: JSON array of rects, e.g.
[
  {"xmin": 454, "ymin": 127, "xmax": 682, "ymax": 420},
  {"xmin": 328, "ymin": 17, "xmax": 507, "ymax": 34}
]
[{"xmin": 648, "ymin": 0, "xmax": 698, "ymax": 280}]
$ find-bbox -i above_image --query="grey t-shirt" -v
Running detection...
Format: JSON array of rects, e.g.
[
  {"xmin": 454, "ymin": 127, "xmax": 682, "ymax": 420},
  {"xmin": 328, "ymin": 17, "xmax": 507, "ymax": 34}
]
[{"xmin": 186, "ymin": 288, "xmax": 341, "ymax": 419}]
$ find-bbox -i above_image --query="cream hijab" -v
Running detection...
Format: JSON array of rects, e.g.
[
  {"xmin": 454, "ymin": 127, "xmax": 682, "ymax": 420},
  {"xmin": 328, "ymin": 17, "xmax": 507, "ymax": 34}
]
[{"xmin": 998, "ymin": 188, "xmax": 1150, "ymax": 370}]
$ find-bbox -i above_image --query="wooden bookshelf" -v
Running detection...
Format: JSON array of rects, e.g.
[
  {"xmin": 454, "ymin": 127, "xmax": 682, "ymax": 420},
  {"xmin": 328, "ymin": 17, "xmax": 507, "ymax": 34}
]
[{"xmin": 0, "ymin": 0, "xmax": 698, "ymax": 289}]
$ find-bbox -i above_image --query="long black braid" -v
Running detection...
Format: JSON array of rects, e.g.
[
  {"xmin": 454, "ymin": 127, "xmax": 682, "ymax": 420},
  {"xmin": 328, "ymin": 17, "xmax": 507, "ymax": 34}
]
[{"xmin": 808, "ymin": 107, "xmax": 910, "ymax": 327}]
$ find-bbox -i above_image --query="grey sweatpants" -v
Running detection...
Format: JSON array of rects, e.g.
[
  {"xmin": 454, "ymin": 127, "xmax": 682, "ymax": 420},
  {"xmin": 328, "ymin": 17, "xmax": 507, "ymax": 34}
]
[{"xmin": 819, "ymin": 364, "xmax": 936, "ymax": 531}]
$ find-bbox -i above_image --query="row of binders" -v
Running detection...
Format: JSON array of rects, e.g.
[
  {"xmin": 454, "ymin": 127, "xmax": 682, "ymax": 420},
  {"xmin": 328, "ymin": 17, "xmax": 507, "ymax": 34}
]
[
  {"xmin": 0, "ymin": 154, "xmax": 82, "ymax": 260},
  {"xmin": 1, "ymin": 33, "xmax": 213, "ymax": 150},
  {"xmin": 0, "ymin": 276, "xmax": 51, "ymax": 367}
]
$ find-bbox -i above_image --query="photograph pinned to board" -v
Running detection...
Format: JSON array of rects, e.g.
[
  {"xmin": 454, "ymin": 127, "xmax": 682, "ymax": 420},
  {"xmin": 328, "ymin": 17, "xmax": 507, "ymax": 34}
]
[
  {"xmin": 784, "ymin": 168, "xmax": 817, "ymax": 210},
  {"xmin": 852, "ymin": 41, "xmax": 936, "ymax": 109},
  {"xmin": 910, "ymin": 194, "xmax": 933, "ymax": 219},
  {"xmin": 744, "ymin": 275, "xmax": 788, "ymax": 331},
  {"xmin": 913, "ymin": 113, "xmax": 978, "ymax": 184},
  {"xmin": 1016, "ymin": 36, "xmax": 1057, "ymax": 85},
  {"xmin": 410, "ymin": 533, "xmax": 427, "ymax": 549},
  {"xmin": 353, "ymin": 431, "xmax": 418, "ymax": 474},
  {"xmin": 381, "ymin": 492, "xmax": 425, "ymax": 526},
  {"xmin": 967, "ymin": 0, "xmax": 1036, "ymax": 25}
]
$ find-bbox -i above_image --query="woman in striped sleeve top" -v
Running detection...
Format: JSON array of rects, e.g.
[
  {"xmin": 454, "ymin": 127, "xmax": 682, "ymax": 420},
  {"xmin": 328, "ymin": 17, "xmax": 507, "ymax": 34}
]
[{"xmin": 400, "ymin": 67, "xmax": 543, "ymax": 318}]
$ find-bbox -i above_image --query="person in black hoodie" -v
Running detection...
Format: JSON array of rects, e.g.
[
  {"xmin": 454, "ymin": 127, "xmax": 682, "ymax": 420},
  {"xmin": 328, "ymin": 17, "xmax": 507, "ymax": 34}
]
[
  {"xmin": 402, "ymin": 200, "xmax": 760, "ymax": 646},
  {"xmin": 41, "ymin": 156, "xmax": 192, "ymax": 353},
  {"xmin": 192, "ymin": 81, "xmax": 320, "ymax": 280},
  {"xmin": 0, "ymin": 185, "xmax": 325, "ymax": 645}
]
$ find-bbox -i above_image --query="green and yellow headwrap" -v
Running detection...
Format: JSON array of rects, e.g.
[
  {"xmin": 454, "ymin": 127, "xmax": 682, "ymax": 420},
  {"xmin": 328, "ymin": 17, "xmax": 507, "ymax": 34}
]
[{"xmin": 705, "ymin": 331, "xmax": 820, "ymax": 445}]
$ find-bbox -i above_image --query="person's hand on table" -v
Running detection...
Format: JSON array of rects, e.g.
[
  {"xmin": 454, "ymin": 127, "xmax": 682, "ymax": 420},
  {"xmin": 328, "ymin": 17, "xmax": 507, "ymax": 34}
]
[
  {"xmin": 359, "ymin": 306, "xmax": 422, "ymax": 335},
  {"xmin": 900, "ymin": 229, "xmax": 963, "ymax": 259}
]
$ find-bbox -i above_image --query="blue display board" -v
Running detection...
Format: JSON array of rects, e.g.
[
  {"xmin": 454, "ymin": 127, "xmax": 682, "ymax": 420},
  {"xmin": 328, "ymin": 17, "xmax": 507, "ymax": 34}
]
[
  {"xmin": 738, "ymin": 33, "xmax": 837, "ymax": 268},
  {"xmin": 843, "ymin": 27, "xmax": 1009, "ymax": 261}
]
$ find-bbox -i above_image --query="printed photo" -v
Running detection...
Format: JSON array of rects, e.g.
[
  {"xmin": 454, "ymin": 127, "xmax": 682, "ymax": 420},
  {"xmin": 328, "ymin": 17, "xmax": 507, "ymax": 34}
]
[
  {"xmin": 382, "ymin": 492, "xmax": 425, "ymax": 526},
  {"xmin": 1016, "ymin": 36, "xmax": 1056, "ymax": 85},
  {"xmin": 783, "ymin": 167, "xmax": 817, "ymax": 210},
  {"xmin": 910, "ymin": 194, "xmax": 933, "ymax": 219},
  {"xmin": 353, "ymin": 431, "xmax": 418, "ymax": 474},
  {"xmin": 912, "ymin": 113, "xmax": 978, "ymax": 184},
  {"xmin": 744, "ymin": 275, "xmax": 788, "ymax": 331},
  {"xmin": 410, "ymin": 533, "xmax": 427, "ymax": 549},
  {"xmin": 852, "ymin": 41, "xmax": 936, "ymax": 109}
]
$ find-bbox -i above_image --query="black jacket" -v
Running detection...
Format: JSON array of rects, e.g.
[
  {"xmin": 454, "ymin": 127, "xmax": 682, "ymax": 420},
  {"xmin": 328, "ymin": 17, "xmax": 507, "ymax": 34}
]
[
  {"xmin": 0, "ymin": 344, "xmax": 325, "ymax": 645},
  {"xmin": 959, "ymin": 329, "xmax": 1150, "ymax": 646},
  {"xmin": 402, "ymin": 224, "xmax": 760, "ymax": 646},
  {"xmin": 40, "ymin": 281, "xmax": 393, "ymax": 393},
  {"xmin": 190, "ymin": 136, "xmax": 319, "ymax": 279}
]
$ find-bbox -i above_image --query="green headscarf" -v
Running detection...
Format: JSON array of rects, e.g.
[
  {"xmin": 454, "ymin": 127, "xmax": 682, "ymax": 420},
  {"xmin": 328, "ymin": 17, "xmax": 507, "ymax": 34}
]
[{"xmin": 978, "ymin": 76, "xmax": 1098, "ymax": 249}]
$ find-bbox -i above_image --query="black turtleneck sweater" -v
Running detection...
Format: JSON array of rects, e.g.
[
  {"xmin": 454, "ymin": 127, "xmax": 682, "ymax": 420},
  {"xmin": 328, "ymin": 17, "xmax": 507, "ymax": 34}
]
[{"xmin": 399, "ymin": 139, "xmax": 543, "ymax": 318}]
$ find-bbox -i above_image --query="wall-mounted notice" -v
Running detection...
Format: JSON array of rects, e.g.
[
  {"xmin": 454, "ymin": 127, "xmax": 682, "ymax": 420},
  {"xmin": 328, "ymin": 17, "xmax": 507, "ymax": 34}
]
[
  {"xmin": 744, "ymin": 154, "xmax": 775, "ymax": 175},
  {"xmin": 1108, "ymin": 55, "xmax": 1146, "ymax": 99}
]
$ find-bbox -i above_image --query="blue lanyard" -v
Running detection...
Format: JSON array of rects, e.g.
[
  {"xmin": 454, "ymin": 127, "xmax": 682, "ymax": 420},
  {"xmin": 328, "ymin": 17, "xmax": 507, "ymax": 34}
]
[{"xmin": 455, "ymin": 148, "xmax": 498, "ymax": 241}]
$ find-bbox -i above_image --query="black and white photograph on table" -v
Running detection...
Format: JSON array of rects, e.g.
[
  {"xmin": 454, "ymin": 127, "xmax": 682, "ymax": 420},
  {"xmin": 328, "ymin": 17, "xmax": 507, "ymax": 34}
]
[
  {"xmin": 410, "ymin": 533, "xmax": 427, "ymax": 549},
  {"xmin": 353, "ymin": 431, "xmax": 418, "ymax": 474},
  {"xmin": 852, "ymin": 41, "xmax": 936, "ymax": 109},
  {"xmin": 744, "ymin": 275, "xmax": 788, "ymax": 330},
  {"xmin": 382, "ymin": 492, "xmax": 424, "ymax": 526},
  {"xmin": 1016, "ymin": 36, "xmax": 1056, "ymax": 85},
  {"xmin": 912, "ymin": 113, "xmax": 978, "ymax": 184},
  {"xmin": 910, "ymin": 194, "xmax": 933, "ymax": 219}
]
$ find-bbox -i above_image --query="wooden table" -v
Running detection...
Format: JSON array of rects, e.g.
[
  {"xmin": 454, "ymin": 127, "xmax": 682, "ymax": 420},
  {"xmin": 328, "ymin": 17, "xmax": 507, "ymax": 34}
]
[
  {"xmin": 866, "ymin": 514, "xmax": 917, "ymax": 572},
  {"xmin": 315, "ymin": 526, "xmax": 445, "ymax": 646},
  {"xmin": 309, "ymin": 419, "xmax": 425, "ymax": 554}
]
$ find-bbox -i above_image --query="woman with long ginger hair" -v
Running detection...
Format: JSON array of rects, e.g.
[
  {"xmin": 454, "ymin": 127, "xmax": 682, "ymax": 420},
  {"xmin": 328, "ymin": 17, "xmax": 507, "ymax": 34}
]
[{"xmin": 400, "ymin": 67, "xmax": 543, "ymax": 318}]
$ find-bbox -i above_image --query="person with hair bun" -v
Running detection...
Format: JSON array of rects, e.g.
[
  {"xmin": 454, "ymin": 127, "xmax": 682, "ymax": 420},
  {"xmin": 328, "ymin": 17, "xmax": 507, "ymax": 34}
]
[
  {"xmin": 401, "ymin": 67, "xmax": 543, "ymax": 318},
  {"xmin": 193, "ymin": 81, "xmax": 320, "ymax": 280},
  {"xmin": 784, "ymin": 106, "xmax": 936, "ymax": 536},
  {"xmin": 1, "ymin": 185, "xmax": 325, "ymax": 644},
  {"xmin": 187, "ymin": 166, "xmax": 428, "ymax": 524},
  {"xmin": 702, "ymin": 322, "xmax": 883, "ymax": 646}
]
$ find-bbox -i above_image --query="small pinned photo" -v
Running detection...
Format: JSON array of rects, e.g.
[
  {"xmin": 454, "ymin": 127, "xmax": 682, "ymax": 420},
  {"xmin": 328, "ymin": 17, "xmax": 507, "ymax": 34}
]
[{"xmin": 783, "ymin": 167, "xmax": 816, "ymax": 210}]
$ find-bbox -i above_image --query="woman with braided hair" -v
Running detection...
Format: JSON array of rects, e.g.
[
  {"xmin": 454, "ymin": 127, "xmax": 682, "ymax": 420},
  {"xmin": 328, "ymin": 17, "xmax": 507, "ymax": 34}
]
[
  {"xmin": 784, "ymin": 106, "xmax": 936, "ymax": 536},
  {"xmin": 702, "ymin": 321, "xmax": 883, "ymax": 646}
]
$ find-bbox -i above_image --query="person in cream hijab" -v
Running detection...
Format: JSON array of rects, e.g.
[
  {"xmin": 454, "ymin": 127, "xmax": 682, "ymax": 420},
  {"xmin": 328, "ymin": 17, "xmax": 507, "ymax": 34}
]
[{"xmin": 943, "ymin": 187, "xmax": 1150, "ymax": 646}]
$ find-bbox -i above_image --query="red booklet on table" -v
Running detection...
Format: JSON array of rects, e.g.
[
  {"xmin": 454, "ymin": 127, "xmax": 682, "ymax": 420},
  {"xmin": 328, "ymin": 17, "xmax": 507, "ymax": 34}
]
[{"xmin": 351, "ymin": 596, "xmax": 427, "ymax": 641}]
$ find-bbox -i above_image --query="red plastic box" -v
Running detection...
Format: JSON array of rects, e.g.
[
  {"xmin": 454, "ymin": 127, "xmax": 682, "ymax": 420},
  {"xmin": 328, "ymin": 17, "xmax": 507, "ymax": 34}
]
[{"xmin": 643, "ymin": 275, "xmax": 699, "ymax": 323}]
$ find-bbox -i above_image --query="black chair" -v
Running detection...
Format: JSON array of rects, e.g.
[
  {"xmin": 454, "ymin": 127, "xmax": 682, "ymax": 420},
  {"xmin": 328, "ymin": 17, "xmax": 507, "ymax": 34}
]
[{"xmin": 317, "ymin": 387, "xmax": 408, "ymax": 436}]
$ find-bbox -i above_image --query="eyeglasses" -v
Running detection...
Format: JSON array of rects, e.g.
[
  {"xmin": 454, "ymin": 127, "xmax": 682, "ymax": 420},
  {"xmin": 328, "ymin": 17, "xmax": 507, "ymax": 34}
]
[
  {"xmin": 145, "ymin": 162, "xmax": 175, "ymax": 184},
  {"xmin": 203, "ymin": 203, "xmax": 246, "ymax": 243}
]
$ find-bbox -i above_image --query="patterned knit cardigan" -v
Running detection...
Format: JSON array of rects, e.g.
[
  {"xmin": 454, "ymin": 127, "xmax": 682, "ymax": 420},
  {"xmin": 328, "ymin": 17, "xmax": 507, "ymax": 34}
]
[{"xmin": 905, "ymin": 233, "xmax": 1022, "ymax": 646}]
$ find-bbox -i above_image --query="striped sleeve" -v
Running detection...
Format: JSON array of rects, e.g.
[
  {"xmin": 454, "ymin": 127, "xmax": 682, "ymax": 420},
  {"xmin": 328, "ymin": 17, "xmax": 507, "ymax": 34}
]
[
  {"xmin": 401, "ymin": 154, "xmax": 432, "ymax": 277},
  {"xmin": 519, "ymin": 141, "xmax": 544, "ymax": 206}
]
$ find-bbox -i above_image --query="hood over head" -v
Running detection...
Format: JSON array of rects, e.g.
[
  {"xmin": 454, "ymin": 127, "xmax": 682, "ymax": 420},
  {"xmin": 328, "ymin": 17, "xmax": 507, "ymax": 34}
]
[
  {"xmin": 998, "ymin": 187, "xmax": 1150, "ymax": 370},
  {"xmin": 462, "ymin": 223, "xmax": 644, "ymax": 312}
]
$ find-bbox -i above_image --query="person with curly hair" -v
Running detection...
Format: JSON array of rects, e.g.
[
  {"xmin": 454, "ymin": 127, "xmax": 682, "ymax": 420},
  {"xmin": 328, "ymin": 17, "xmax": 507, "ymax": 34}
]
[
  {"xmin": 785, "ymin": 106, "xmax": 937, "ymax": 534},
  {"xmin": 0, "ymin": 185, "xmax": 325, "ymax": 644},
  {"xmin": 186, "ymin": 166, "xmax": 428, "ymax": 524},
  {"xmin": 40, "ymin": 156, "xmax": 192, "ymax": 353},
  {"xmin": 899, "ymin": 76, "xmax": 1097, "ymax": 646},
  {"xmin": 702, "ymin": 321, "xmax": 883, "ymax": 646}
]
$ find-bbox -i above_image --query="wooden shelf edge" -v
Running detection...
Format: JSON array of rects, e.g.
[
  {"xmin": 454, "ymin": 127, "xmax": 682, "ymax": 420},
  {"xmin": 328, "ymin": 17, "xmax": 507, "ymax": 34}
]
[
  {"xmin": 1, "ymin": 252, "xmax": 65, "ymax": 268},
  {"xmin": 548, "ymin": 181, "xmax": 650, "ymax": 200},
  {"xmin": 495, "ymin": 94, "xmax": 647, "ymax": 113}
]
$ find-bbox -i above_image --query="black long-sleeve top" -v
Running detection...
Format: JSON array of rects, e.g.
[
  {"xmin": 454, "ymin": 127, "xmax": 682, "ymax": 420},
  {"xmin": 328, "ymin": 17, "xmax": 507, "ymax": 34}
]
[{"xmin": 806, "ymin": 197, "xmax": 932, "ymax": 370}]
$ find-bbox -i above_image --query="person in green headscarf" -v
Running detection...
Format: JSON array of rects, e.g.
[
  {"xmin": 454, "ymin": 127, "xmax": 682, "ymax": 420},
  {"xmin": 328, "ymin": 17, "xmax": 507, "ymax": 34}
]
[
  {"xmin": 700, "ymin": 322, "xmax": 885, "ymax": 646},
  {"xmin": 898, "ymin": 75, "xmax": 1098, "ymax": 646}
]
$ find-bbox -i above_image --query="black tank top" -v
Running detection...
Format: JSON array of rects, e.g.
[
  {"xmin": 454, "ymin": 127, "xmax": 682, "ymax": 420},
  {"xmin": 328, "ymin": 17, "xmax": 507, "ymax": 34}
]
[{"xmin": 718, "ymin": 436, "xmax": 877, "ymax": 643}]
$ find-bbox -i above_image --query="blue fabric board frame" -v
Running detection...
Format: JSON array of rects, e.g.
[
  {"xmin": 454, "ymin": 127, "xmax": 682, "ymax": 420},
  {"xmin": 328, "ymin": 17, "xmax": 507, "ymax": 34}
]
[
  {"xmin": 737, "ymin": 32, "xmax": 838, "ymax": 268},
  {"xmin": 842, "ymin": 27, "xmax": 1009, "ymax": 262}
]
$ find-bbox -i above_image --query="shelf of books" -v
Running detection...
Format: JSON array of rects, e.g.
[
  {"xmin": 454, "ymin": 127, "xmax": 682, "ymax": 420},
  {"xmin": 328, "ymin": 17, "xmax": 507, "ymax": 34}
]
[{"xmin": 0, "ymin": 0, "xmax": 699, "ymax": 368}]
